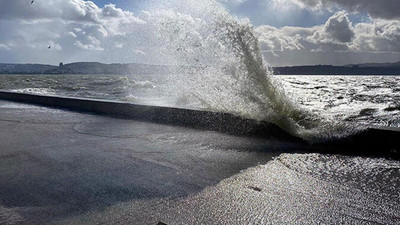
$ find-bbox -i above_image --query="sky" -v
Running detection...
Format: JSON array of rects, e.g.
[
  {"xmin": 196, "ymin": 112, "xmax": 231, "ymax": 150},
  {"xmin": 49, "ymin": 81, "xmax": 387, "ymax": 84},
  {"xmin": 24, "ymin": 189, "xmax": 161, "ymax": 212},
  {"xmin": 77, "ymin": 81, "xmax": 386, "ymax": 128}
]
[{"xmin": 0, "ymin": 0, "xmax": 399, "ymax": 66}]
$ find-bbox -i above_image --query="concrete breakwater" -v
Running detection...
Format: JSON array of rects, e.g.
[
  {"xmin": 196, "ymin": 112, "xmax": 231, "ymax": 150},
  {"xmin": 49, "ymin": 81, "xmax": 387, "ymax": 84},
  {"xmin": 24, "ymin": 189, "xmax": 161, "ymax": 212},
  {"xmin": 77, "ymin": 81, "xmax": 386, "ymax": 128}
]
[
  {"xmin": 0, "ymin": 91, "xmax": 399, "ymax": 224},
  {"xmin": 0, "ymin": 90, "xmax": 300, "ymax": 140},
  {"xmin": 0, "ymin": 90, "xmax": 399, "ymax": 158}
]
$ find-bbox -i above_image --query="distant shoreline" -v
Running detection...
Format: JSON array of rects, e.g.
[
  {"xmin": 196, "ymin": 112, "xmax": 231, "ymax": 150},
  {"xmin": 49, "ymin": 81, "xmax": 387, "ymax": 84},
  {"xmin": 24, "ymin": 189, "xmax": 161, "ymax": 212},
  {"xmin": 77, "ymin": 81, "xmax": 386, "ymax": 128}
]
[
  {"xmin": 273, "ymin": 64, "xmax": 400, "ymax": 75},
  {"xmin": 0, "ymin": 61, "xmax": 399, "ymax": 75}
]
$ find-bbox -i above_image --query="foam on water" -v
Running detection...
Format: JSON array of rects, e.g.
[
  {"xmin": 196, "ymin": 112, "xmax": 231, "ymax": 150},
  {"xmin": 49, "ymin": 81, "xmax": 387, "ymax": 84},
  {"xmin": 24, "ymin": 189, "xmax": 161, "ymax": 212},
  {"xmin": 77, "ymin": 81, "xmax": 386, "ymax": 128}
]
[
  {"xmin": 10, "ymin": 88, "xmax": 56, "ymax": 95},
  {"xmin": 140, "ymin": 0, "xmax": 357, "ymax": 141}
]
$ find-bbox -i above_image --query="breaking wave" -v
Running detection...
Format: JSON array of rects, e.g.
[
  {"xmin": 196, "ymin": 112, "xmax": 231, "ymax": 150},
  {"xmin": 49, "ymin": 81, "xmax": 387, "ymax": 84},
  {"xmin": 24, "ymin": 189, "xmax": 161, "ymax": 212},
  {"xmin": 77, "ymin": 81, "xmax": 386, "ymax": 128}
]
[
  {"xmin": 10, "ymin": 88, "xmax": 56, "ymax": 95},
  {"xmin": 142, "ymin": 0, "xmax": 358, "ymax": 141}
]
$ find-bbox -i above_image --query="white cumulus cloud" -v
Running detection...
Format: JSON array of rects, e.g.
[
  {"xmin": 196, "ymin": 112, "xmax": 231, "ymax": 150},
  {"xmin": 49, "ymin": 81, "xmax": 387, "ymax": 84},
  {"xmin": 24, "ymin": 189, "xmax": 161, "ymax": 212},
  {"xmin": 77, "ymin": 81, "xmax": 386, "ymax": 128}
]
[
  {"xmin": 0, "ymin": 0, "xmax": 146, "ymax": 63},
  {"xmin": 319, "ymin": 11, "xmax": 354, "ymax": 43},
  {"xmin": 351, "ymin": 20, "xmax": 400, "ymax": 52},
  {"xmin": 0, "ymin": 43, "xmax": 10, "ymax": 50},
  {"xmin": 255, "ymin": 11, "xmax": 400, "ymax": 65},
  {"xmin": 0, "ymin": 0, "xmax": 399, "ymax": 66}
]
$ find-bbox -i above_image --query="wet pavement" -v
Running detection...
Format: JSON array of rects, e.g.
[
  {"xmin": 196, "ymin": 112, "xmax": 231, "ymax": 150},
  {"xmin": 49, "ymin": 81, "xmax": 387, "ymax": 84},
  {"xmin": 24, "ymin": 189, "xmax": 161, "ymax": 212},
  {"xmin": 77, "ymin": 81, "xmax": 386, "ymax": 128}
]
[{"xmin": 0, "ymin": 100, "xmax": 399, "ymax": 224}]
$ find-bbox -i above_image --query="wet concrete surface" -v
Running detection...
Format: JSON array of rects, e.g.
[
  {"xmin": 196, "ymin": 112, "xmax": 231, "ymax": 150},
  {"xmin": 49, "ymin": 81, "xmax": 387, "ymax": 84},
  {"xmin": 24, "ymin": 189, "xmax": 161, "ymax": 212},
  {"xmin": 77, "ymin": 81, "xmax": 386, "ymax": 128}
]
[
  {"xmin": 0, "ymin": 99, "xmax": 399, "ymax": 224},
  {"xmin": 0, "ymin": 100, "xmax": 305, "ymax": 224}
]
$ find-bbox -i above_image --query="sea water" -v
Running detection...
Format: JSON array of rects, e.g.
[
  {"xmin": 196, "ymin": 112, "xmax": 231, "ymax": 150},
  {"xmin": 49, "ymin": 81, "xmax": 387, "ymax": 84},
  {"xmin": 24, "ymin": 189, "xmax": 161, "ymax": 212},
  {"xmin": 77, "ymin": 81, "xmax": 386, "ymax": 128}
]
[
  {"xmin": 0, "ymin": 0, "xmax": 399, "ymax": 223},
  {"xmin": 0, "ymin": 74, "xmax": 399, "ymax": 129},
  {"xmin": 0, "ymin": 0, "xmax": 399, "ymax": 141}
]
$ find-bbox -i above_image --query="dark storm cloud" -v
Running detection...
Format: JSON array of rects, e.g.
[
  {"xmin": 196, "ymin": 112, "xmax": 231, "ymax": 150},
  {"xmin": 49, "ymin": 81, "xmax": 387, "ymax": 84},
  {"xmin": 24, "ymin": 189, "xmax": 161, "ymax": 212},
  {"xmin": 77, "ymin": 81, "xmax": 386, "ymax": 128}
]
[{"xmin": 295, "ymin": 0, "xmax": 400, "ymax": 20}]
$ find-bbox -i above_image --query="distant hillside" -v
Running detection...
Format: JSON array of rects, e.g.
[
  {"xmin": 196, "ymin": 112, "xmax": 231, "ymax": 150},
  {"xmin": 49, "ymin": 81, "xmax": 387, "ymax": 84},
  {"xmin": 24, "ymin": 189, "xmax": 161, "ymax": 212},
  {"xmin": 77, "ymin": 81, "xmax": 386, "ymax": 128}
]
[
  {"xmin": 344, "ymin": 61, "xmax": 400, "ymax": 68},
  {"xmin": 0, "ymin": 63, "xmax": 57, "ymax": 74},
  {"xmin": 49, "ymin": 62, "xmax": 172, "ymax": 75},
  {"xmin": 274, "ymin": 61, "xmax": 400, "ymax": 75},
  {"xmin": 0, "ymin": 62, "xmax": 172, "ymax": 75},
  {"xmin": 1, "ymin": 61, "xmax": 400, "ymax": 75}
]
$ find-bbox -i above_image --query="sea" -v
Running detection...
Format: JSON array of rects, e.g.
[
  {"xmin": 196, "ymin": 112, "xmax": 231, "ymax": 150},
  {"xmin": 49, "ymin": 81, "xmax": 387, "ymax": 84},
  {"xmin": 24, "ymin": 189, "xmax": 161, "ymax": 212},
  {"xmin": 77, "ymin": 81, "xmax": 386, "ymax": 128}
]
[
  {"xmin": 1, "ymin": 0, "xmax": 400, "ymax": 223},
  {"xmin": 1, "ymin": 74, "xmax": 399, "ymax": 130},
  {"xmin": 1, "ymin": 73, "xmax": 400, "ymax": 224}
]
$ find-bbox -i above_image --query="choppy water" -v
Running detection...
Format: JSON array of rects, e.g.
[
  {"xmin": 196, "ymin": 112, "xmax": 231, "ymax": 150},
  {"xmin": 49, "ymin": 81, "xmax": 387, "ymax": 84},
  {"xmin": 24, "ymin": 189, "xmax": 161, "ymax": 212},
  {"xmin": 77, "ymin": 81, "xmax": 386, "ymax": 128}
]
[
  {"xmin": 0, "ymin": 1, "xmax": 399, "ymax": 223},
  {"xmin": 0, "ymin": 74, "xmax": 399, "ymax": 130},
  {"xmin": 1, "ymin": 0, "xmax": 399, "ymax": 141},
  {"xmin": 282, "ymin": 75, "xmax": 400, "ymax": 128}
]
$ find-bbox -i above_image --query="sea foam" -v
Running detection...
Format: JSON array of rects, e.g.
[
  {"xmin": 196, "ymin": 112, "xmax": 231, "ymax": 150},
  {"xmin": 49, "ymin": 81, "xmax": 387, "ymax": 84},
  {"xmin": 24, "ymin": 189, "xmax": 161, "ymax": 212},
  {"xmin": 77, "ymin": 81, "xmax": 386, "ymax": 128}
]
[{"xmin": 138, "ymin": 0, "xmax": 358, "ymax": 141}]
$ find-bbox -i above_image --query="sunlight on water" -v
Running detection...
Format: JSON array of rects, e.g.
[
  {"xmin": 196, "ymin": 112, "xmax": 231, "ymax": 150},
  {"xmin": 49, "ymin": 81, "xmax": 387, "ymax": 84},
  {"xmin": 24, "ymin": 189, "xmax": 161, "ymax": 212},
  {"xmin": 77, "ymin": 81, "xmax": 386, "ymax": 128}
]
[
  {"xmin": 135, "ymin": 0, "xmax": 358, "ymax": 141},
  {"xmin": 280, "ymin": 76, "xmax": 400, "ymax": 128},
  {"xmin": 1, "ymin": 0, "xmax": 399, "ymax": 142}
]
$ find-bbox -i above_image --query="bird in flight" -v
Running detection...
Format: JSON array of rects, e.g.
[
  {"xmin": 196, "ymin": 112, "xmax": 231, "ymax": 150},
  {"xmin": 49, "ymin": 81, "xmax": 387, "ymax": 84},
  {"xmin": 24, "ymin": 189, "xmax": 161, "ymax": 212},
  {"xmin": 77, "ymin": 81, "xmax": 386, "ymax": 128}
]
[
  {"xmin": 31, "ymin": 0, "xmax": 34, "ymax": 4},
  {"xmin": 48, "ymin": 45, "xmax": 51, "ymax": 49}
]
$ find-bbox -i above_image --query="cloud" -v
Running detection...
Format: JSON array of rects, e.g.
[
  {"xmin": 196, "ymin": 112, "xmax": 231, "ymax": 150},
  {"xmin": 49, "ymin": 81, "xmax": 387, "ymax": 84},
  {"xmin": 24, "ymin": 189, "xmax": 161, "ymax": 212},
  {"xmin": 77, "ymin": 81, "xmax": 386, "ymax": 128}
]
[
  {"xmin": 256, "ymin": 11, "xmax": 353, "ymax": 52},
  {"xmin": 351, "ymin": 20, "xmax": 400, "ymax": 52},
  {"xmin": 219, "ymin": 0, "xmax": 248, "ymax": 7},
  {"xmin": 67, "ymin": 32, "xmax": 77, "ymax": 38},
  {"xmin": 292, "ymin": 0, "xmax": 400, "ymax": 20},
  {"xmin": 0, "ymin": 1, "xmax": 146, "ymax": 45},
  {"xmin": 133, "ymin": 50, "xmax": 146, "ymax": 56},
  {"xmin": 256, "ymin": 25, "xmax": 310, "ymax": 51},
  {"xmin": 74, "ymin": 40, "xmax": 103, "ymax": 50},
  {"xmin": 0, "ymin": 0, "xmax": 144, "ymax": 25},
  {"xmin": 0, "ymin": 0, "xmax": 147, "ymax": 63},
  {"xmin": 0, "ymin": 43, "xmax": 10, "ymax": 50},
  {"xmin": 255, "ymin": 11, "xmax": 400, "ymax": 65},
  {"xmin": 320, "ymin": 11, "xmax": 354, "ymax": 43},
  {"xmin": 0, "ymin": 0, "xmax": 399, "ymax": 66},
  {"xmin": 48, "ymin": 41, "xmax": 63, "ymax": 51}
]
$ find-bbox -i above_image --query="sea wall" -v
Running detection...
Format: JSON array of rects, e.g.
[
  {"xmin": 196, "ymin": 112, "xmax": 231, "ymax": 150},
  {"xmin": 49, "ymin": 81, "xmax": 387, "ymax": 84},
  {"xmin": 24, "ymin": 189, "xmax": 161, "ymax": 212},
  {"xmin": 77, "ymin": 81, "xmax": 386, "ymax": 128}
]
[
  {"xmin": 0, "ymin": 90, "xmax": 298, "ymax": 141},
  {"xmin": 0, "ymin": 90, "xmax": 399, "ymax": 158}
]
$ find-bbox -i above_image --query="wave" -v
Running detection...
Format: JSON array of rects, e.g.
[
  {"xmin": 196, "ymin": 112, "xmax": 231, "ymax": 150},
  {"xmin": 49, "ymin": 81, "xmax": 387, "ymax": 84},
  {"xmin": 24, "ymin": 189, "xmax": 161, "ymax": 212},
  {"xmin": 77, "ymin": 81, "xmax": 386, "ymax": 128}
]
[
  {"xmin": 139, "ymin": 0, "xmax": 360, "ymax": 141},
  {"xmin": 10, "ymin": 88, "xmax": 56, "ymax": 95}
]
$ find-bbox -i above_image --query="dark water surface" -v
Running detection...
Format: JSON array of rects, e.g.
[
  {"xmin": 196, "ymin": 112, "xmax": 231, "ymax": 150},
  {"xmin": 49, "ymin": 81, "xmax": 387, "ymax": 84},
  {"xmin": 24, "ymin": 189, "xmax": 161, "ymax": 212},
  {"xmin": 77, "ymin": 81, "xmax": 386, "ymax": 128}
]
[{"xmin": 1, "ymin": 74, "xmax": 399, "ymax": 128}]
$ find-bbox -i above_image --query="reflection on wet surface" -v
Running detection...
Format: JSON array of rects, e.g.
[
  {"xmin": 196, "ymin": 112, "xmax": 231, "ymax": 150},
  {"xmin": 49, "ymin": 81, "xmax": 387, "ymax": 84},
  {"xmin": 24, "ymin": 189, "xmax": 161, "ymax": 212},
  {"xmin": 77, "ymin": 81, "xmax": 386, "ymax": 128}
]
[
  {"xmin": 67, "ymin": 154, "xmax": 400, "ymax": 225},
  {"xmin": 0, "ymin": 100, "xmax": 399, "ymax": 224},
  {"xmin": 280, "ymin": 75, "xmax": 400, "ymax": 127}
]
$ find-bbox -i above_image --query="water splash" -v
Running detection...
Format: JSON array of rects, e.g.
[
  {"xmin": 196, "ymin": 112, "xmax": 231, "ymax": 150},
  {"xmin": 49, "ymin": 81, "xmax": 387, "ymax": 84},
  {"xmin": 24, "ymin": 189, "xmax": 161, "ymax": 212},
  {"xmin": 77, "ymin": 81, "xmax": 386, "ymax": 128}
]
[{"xmin": 140, "ymin": 0, "xmax": 358, "ymax": 141}]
